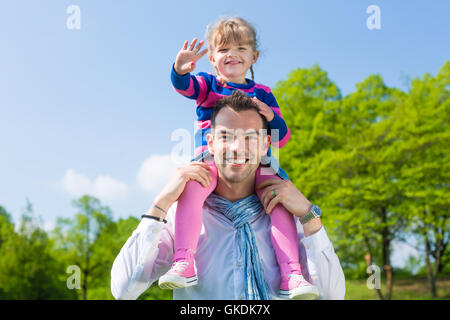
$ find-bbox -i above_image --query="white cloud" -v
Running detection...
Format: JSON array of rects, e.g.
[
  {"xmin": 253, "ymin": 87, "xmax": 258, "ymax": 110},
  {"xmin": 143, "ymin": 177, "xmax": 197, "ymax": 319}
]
[
  {"xmin": 61, "ymin": 169, "xmax": 128, "ymax": 202},
  {"xmin": 60, "ymin": 153, "xmax": 189, "ymax": 213},
  {"xmin": 136, "ymin": 154, "xmax": 189, "ymax": 194}
]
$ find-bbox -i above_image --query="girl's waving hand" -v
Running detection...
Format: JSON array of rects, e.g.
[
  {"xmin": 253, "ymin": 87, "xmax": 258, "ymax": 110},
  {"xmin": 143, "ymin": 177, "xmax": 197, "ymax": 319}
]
[{"xmin": 174, "ymin": 38, "xmax": 208, "ymax": 76}]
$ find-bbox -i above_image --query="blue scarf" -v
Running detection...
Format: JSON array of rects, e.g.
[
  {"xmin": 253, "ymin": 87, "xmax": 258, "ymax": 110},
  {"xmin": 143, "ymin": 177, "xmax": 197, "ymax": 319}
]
[{"xmin": 205, "ymin": 192, "xmax": 272, "ymax": 300}]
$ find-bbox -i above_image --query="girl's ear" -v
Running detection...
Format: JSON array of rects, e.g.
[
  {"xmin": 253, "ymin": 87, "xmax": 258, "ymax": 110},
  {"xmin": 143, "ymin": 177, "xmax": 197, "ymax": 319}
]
[
  {"xmin": 209, "ymin": 55, "xmax": 215, "ymax": 64},
  {"xmin": 253, "ymin": 50, "xmax": 260, "ymax": 64}
]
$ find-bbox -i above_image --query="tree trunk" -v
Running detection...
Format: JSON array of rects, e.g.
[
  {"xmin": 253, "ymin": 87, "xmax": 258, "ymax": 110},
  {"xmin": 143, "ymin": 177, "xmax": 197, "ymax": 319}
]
[
  {"xmin": 434, "ymin": 237, "xmax": 447, "ymax": 274},
  {"xmin": 381, "ymin": 207, "xmax": 393, "ymax": 300},
  {"xmin": 384, "ymin": 265, "xmax": 393, "ymax": 300},
  {"xmin": 82, "ymin": 270, "xmax": 88, "ymax": 300},
  {"xmin": 432, "ymin": 218, "xmax": 447, "ymax": 274},
  {"xmin": 364, "ymin": 236, "xmax": 384, "ymax": 300},
  {"xmin": 425, "ymin": 230, "xmax": 441, "ymax": 298},
  {"xmin": 424, "ymin": 233, "xmax": 437, "ymax": 297}
]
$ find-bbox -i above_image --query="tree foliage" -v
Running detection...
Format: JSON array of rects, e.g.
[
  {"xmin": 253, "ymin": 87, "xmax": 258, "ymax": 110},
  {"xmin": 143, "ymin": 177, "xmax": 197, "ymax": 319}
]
[
  {"xmin": 275, "ymin": 61, "xmax": 449, "ymax": 299},
  {"xmin": 0, "ymin": 203, "xmax": 76, "ymax": 299}
]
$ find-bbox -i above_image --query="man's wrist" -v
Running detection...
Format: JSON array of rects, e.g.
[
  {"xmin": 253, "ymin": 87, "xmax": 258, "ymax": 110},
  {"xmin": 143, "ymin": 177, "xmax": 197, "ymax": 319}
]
[
  {"xmin": 299, "ymin": 203, "xmax": 322, "ymax": 236},
  {"xmin": 296, "ymin": 201, "xmax": 313, "ymax": 218},
  {"xmin": 302, "ymin": 217, "xmax": 322, "ymax": 237},
  {"xmin": 146, "ymin": 206, "xmax": 165, "ymax": 220},
  {"xmin": 149, "ymin": 195, "xmax": 172, "ymax": 219}
]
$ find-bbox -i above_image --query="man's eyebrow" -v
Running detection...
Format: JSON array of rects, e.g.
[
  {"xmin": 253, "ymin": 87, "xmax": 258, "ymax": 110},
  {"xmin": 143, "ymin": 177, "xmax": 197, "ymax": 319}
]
[
  {"xmin": 244, "ymin": 130, "xmax": 260, "ymax": 136},
  {"xmin": 216, "ymin": 129, "xmax": 233, "ymax": 135},
  {"xmin": 214, "ymin": 129, "xmax": 260, "ymax": 135}
]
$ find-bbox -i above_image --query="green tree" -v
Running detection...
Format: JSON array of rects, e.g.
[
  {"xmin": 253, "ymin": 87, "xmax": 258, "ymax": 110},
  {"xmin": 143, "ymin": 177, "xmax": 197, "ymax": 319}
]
[
  {"xmin": 335, "ymin": 75, "xmax": 409, "ymax": 300},
  {"xmin": 275, "ymin": 65, "xmax": 410, "ymax": 300},
  {"xmin": 0, "ymin": 205, "xmax": 15, "ymax": 298},
  {"xmin": 394, "ymin": 61, "xmax": 450, "ymax": 297},
  {"xmin": 87, "ymin": 216, "xmax": 140, "ymax": 299},
  {"xmin": 0, "ymin": 205, "xmax": 14, "ymax": 250},
  {"xmin": 0, "ymin": 202, "xmax": 75, "ymax": 299},
  {"xmin": 53, "ymin": 195, "xmax": 114, "ymax": 300}
]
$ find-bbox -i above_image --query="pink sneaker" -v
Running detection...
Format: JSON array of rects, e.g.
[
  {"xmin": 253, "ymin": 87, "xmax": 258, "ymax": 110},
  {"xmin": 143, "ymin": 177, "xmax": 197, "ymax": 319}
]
[
  {"xmin": 279, "ymin": 274, "xmax": 319, "ymax": 300},
  {"xmin": 158, "ymin": 253, "xmax": 198, "ymax": 290}
]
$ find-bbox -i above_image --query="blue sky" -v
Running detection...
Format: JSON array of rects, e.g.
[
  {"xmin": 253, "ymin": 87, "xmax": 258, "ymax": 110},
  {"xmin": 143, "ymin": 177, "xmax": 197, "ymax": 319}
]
[{"xmin": 0, "ymin": 0, "xmax": 448, "ymax": 267}]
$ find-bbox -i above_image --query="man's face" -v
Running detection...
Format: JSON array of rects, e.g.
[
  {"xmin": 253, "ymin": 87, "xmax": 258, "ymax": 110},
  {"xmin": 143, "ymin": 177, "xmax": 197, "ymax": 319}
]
[{"xmin": 207, "ymin": 107, "xmax": 270, "ymax": 184}]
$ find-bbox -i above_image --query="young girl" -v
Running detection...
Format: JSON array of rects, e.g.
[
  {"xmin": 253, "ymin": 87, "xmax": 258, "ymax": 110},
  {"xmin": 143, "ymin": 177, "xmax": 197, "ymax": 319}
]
[{"xmin": 159, "ymin": 17, "xmax": 319, "ymax": 300}]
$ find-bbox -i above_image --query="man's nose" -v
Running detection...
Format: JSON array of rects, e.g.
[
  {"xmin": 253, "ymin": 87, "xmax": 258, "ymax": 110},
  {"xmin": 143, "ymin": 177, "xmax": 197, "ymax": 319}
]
[{"xmin": 229, "ymin": 136, "xmax": 247, "ymax": 153}]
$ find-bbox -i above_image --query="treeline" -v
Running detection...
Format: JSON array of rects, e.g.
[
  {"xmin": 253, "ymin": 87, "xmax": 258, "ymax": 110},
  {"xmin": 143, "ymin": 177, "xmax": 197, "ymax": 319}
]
[
  {"xmin": 276, "ymin": 61, "xmax": 449, "ymax": 299},
  {"xmin": 0, "ymin": 62, "xmax": 448, "ymax": 300},
  {"xmin": 0, "ymin": 197, "xmax": 171, "ymax": 300}
]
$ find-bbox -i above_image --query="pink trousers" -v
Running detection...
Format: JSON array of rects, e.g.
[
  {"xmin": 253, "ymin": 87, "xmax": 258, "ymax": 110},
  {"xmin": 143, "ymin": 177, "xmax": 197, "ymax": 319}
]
[{"xmin": 173, "ymin": 162, "xmax": 302, "ymax": 275}]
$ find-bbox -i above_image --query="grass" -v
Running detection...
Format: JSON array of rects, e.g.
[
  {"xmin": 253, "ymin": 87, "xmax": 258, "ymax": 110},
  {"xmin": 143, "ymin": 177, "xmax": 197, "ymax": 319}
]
[
  {"xmin": 345, "ymin": 276, "xmax": 450, "ymax": 300},
  {"xmin": 140, "ymin": 277, "xmax": 450, "ymax": 300}
]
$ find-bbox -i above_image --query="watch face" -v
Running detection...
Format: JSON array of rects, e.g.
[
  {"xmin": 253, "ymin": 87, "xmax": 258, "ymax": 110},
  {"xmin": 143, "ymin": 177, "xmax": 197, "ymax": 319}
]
[{"xmin": 311, "ymin": 205, "xmax": 321, "ymax": 216}]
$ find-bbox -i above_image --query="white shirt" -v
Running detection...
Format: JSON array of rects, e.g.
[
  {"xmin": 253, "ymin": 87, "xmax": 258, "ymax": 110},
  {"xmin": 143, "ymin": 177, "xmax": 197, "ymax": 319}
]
[{"xmin": 110, "ymin": 201, "xmax": 346, "ymax": 300}]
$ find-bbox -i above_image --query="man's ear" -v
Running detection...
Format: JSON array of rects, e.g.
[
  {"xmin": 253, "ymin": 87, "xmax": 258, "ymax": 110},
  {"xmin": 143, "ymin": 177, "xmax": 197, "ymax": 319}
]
[{"xmin": 206, "ymin": 132, "xmax": 214, "ymax": 155}]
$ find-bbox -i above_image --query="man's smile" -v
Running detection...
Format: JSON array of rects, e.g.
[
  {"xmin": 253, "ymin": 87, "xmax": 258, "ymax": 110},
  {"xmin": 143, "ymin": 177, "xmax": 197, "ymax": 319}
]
[{"xmin": 224, "ymin": 157, "xmax": 249, "ymax": 166}]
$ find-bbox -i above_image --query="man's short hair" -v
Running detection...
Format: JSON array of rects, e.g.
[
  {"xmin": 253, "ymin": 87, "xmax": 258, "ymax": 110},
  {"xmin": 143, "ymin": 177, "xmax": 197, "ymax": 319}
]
[{"xmin": 210, "ymin": 90, "xmax": 269, "ymax": 130}]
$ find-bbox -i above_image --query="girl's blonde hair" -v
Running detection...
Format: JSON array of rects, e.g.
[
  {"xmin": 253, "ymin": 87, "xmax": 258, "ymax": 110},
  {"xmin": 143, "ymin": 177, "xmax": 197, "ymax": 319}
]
[{"xmin": 205, "ymin": 17, "xmax": 259, "ymax": 81}]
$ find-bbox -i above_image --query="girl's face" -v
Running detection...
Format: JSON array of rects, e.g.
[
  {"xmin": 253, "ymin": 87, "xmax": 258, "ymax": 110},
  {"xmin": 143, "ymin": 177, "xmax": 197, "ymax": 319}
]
[{"xmin": 209, "ymin": 41, "xmax": 259, "ymax": 84}]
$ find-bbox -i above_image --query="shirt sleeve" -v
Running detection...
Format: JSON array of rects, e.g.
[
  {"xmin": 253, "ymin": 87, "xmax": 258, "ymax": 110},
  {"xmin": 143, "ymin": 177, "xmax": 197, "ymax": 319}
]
[
  {"xmin": 297, "ymin": 223, "xmax": 346, "ymax": 300},
  {"xmin": 170, "ymin": 64, "xmax": 211, "ymax": 105},
  {"xmin": 262, "ymin": 91, "xmax": 291, "ymax": 148},
  {"xmin": 110, "ymin": 207, "xmax": 176, "ymax": 300}
]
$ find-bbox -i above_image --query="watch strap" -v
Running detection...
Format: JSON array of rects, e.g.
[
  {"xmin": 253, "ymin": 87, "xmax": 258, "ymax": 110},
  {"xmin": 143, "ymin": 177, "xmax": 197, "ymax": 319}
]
[{"xmin": 300, "ymin": 205, "xmax": 320, "ymax": 224}]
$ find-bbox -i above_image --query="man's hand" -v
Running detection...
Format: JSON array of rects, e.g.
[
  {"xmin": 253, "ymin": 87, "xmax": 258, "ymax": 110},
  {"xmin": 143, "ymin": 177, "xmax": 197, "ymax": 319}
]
[
  {"xmin": 252, "ymin": 97, "xmax": 275, "ymax": 122},
  {"xmin": 174, "ymin": 38, "xmax": 208, "ymax": 75},
  {"xmin": 256, "ymin": 179, "xmax": 322, "ymax": 236},
  {"xmin": 257, "ymin": 179, "xmax": 311, "ymax": 217},
  {"xmin": 152, "ymin": 162, "xmax": 213, "ymax": 216}
]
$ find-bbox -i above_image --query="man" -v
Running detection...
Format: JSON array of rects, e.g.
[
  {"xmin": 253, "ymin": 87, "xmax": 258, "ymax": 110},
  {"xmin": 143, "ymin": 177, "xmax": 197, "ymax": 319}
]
[{"xmin": 111, "ymin": 91, "xmax": 345, "ymax": 300}]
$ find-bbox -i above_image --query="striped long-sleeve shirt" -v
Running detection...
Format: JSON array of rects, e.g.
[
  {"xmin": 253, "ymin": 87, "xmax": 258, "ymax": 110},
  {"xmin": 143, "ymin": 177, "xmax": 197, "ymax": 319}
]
[{"xmin": 171, "ymin": 65, "xmax": 291, "ymax": 156}]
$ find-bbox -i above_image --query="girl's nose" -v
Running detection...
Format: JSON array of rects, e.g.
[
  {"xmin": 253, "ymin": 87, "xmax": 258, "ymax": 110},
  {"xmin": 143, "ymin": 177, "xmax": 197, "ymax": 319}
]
[{"xmin": 227, "ymin": 49, "xmax": 237, "ymax": 57}]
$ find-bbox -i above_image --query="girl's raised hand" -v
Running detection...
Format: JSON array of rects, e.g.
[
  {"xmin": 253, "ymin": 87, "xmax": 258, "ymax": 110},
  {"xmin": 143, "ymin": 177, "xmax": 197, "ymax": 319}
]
[{"xmin": 174, "ymin": 38, "xmax": 208, "ymax": 75}]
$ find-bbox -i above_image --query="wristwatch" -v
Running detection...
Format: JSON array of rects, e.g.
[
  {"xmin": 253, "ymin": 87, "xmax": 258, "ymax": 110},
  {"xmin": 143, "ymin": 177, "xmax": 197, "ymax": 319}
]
[{"xmin": 300, "ymin": 205, "xmax": 321, "ymax": 224}]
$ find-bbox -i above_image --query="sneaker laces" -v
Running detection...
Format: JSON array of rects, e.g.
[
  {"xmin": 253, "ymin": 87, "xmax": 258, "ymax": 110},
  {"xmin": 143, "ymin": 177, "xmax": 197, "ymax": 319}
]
[
  {"xmin": 287, "ymin": 274, "xmax": 307, "ymax": 283},
  {"xmin": 170, "ymin": 261, "xmax": 189, "ymax": 273}
]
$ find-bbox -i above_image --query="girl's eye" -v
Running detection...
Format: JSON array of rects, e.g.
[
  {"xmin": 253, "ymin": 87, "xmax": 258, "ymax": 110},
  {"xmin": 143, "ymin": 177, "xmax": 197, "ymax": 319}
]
[
  {"xmin": 239, "ymin": 47, "xmax": 246, "ymax": 51},
  {"xmin": 218, "ymin": 48, "xmax": 228, "ymax": 53}
]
